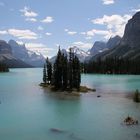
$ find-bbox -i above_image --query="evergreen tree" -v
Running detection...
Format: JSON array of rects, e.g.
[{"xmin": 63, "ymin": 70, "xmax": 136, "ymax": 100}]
[
  {"xmin": 62, "ymin": 54, "xmax": 68, "ymax": 90},
  {"xmin": 43, "ymin": 64, "xmax": 47, "ymax": 84},
  {"xmin": 72, "ymin": 55, "xmax": 81, "ymax": 90},
  {"xmin": 46, "ymin": 57, "xmax": 52, "ymax": 84},
  {"xmin": 68, "ymin": 48, "xmax": 74, "ymax": 90},
  {"xmin": 83, "ymin": 57, "xmax": 140, "ymax": 74},
  {"xmin": 53, "ymin": 47, "xmax": 63, "ymax": 89}
]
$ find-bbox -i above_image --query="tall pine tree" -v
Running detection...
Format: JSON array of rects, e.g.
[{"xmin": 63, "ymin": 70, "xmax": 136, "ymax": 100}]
[
  {"xmin": 43, "ymin": 64, "xmax": 47, "ymax": 84},
  {"xmin": 46, "ymin": 57, "xmax": 52, "ymax": 84}
]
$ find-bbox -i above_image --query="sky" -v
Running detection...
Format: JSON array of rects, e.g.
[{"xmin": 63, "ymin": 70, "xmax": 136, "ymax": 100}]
[{"xmin": 0, "ymin": 0, "xmax": 140, "ymax": 57}]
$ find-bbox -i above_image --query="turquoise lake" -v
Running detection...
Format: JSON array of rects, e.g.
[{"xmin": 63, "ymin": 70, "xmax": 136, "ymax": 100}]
[{"xmin": 0, "ymin": 68, "xmax": 140, "ymax": 140}]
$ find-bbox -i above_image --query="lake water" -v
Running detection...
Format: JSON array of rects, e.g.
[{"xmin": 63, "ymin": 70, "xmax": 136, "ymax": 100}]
[{"xmin": 0, "ymin": 68, "xmax": 140, "ymax": 140}]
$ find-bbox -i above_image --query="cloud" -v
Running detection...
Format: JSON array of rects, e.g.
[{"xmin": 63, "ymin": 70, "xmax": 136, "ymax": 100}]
[
  {"xmin": 0, "ymin": 30, "xmax": 8, "ymax": 35},
  {"xmin": 85, "ymin": 36, "xmax": 92, "ymax": 40},
  {"xmin": 102, "ymin": 0, "xmax": 114, "ymax": 5},
  {"xmin": 81, "ymin": 29, "xmax": 110, "ymax": 39},
  {"xmin": 72, "ymin": 42, "xmax": 92, "ymax": 49},
  {"xmin": 65, "ymin": 29, "xmax": 77, "ymax": 35},
  {"xmin": 20, "ymin": 6, "xmax": 38, "ymax": 17},
  {"xmin": 26, "ymin": 43, "xmax": 46, "ymax": 48},
  {"xmin": 46, "ymin": 32, "xmax": 52, "ymax": 36},
  {"xmin": 8, "ymin": 29, "xmax": 38, "ymax": 39},
  {"xmin": 16, "ymin": 41, "xmax": 24, "ymax": 45},
  {"xmin": 25, "ymin": 18, "xmax": 37, "ymax": 22},
  {"xmin": 64, "ymin": 29, "xmax": 69, "ymax": 32},
  {"xmin": 91, "ymin": 14, "xmax": 132, "ymax": 38},
  {"xmin": 41, "ymin": 16, "xmax": 54, "ymax": 23},
  {"xmin": 67, "ymin": 31, "xmax": 77, "ymax": 35},
  {"xmin": 131, "ymin": 8, "xmax": 140, "ymax": 13},
  {"xmin": 20, "ymin": 6, "xmax": 38, "ymax": 22},
  {"xmin": 26, "ymin": 43, "xmax": 54, "ymax": 57},
  {"xmin": 87, "ymin": 29, "xmax": 109, "ymax": 36},
  {"xmin": 38, "ymin": 26, "xmax": 44, "ymax": 31},
  {"xmin": 80, "ymin": 32, "xmax": 86, "ymax": 35}
]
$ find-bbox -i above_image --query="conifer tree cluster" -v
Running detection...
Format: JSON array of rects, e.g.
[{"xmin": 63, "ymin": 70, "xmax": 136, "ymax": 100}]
[
  {"xmin": 83, "ymin": 57, "xmax": 140, "ymax": 74},
  {"xmin": 0, "ymin": 63, "xmax": 9, "ymax": 72},
  {"xmin": 43, "ymin": 47, "xmax": 81, "ymax": 91}
]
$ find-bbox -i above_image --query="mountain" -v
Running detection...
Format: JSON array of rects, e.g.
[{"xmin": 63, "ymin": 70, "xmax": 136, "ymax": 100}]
[
  {"xmin": 50, "ymin": 37, "xmax": 121, "ymax": 63},
  {"xmin": 89, "ymin": 41, "xmax": 106, "ymax": 56},
  {"xmin": 91, "ymin": 12, "xmax": 140, "ymax": 61},
  {"xmin": 71, "ymin": 46, "xmax": 89, "ymax": 62},
  {"xmin": 8, "ymin": 40, "xmax": 45, "ymax": 67},
  {"xmin": 85, "ymin": 36, "xmax": 121, "ymax": 61},
  {"xmin": 88, "ymin": 36, "xmax": 121, "ymax": 56},
  {"xmin": 0, "ymin": 40, "xmax": 32, "ymax": 68},
  {"xmin": 121, "ymin": 12, "xmax": 140, "ymax": 48},
  {"xmin": 106, "ymin": 35, "xmax": 121, "ymax": 49},
  {"xmin": 50, "ymin": 46, "xmax": 89, "ymax": 63}
]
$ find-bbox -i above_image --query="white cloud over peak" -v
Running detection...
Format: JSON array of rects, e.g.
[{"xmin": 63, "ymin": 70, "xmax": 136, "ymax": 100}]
[
  {"xmin": 16, "ymin": 41, "xmax": 24, "ymax": 45},
  {"xmin": 26, "ymin": 43, "xmax": 54, "ymax": 57},
  {"xmin": 102, "ymin": 0, "xmax": 115, "ymax": 5},
  {"xmin": 26, "ymin": 43, "xmax": 46, "ymax": 49},
  {"xmin": 87, "ymin": 29, "xmax": 109, "ymax": 36},
  {"xmin": 91, "ymin": 14, "xmax": 132, "ymax": 38},
  {"xmin": 20, "ymin": 6, "xmax": 38, "ymax": 17},
  {"xmin": 72, "ymin": 42, "xmax": 92, "ymax": 49},
  {"xmin": 87, "ymin": 29, "xmax": 110, "ymax": 39},
  {"xmin": 41, "ymin": 16, "xmax": 54, "ymax": 23},
  {"xmin": 131, "ymin": 8, "xmax": 140, "ymax": 13},
  {"xmin": 8, "ymin": 29, "xmax": 38, "ymax": 40}
]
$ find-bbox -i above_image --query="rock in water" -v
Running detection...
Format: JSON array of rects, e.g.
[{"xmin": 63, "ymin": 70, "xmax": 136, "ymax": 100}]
[{"xmin": 50, "ymin": 128, "xmax": 66, "ymax": 133}]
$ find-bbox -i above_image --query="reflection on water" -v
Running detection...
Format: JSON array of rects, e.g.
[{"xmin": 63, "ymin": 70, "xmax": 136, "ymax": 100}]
[{"xmin": 0, "ymin": 68, "xmax": 140, "ymax": 140}]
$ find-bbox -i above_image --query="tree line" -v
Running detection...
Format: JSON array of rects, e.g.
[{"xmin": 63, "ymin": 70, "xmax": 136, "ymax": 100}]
[
  {"xmin": 0, "ymin": 63, "xmax": 9, "ymax": 72},
  {"xmin": 43, "ymin": 47, "xmax": 81, "ymax": 91},
  {"xmin": 83, "ymin": 57, "xmax": 140, "ymax": 74}
]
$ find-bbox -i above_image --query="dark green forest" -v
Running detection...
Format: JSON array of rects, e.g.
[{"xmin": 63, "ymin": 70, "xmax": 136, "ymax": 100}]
[
  {"xmin": 83, "ymin": 57, "xmax": 140, "ymax": 74},
  {"xmin": 0, "ymin": 63, "xmax": 9, "ymax": 72}
]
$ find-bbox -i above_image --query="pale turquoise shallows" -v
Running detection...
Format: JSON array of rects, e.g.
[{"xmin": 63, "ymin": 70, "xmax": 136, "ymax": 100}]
[{"xmin": 0, "ymin": 68, "xmax": 140, "ymax": 140}]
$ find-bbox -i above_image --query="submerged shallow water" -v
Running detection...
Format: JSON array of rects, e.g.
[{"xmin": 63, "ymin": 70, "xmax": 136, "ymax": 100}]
[{"xmin": 0, "ymin": 68, "xmax": 140, "ymax": 140}]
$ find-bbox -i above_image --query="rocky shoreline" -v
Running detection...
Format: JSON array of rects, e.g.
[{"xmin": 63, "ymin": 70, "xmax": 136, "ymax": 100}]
[{"xmin": 40, "ymin": 83, "xmax": 96, "ymax": 97}]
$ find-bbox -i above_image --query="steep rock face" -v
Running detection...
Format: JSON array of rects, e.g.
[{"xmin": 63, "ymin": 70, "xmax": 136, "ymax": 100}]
[
  {"xmin": 8, "ymin": 40, "xmax": 29, "ymax": 60},
  {"xmin": 89, "ymin": 41, "xmax": 106, "ymax": 56},
  {"xmin": 71, "ymin": 46, "xmax": 89, "ymax": 62},
  {"xmin": 106, "ymin": 35, "xmax": 121, "ymax": 49},
  {"xmin": 92, "ymin": 12, "xmax": 140, "ymax": 61},
  {"xmin": 0, "ymin": 40, "xmax": 32, "ymax": 68},
  {"xmin": 0, "ymin": 40, "xmax": 12, "ymax": 54},
  {"xmin": 121, "ymin": 12, "xmax": 140, "ymax": 48},
  {"xmin": 8, "ymin": 40, "xmax": 45, "ymax": 67}
]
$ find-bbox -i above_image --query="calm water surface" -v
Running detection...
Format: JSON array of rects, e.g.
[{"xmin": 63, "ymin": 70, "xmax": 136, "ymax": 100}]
[{"xmin": 0, "ymin": 68, "xmax": 140, "ymax": 140}]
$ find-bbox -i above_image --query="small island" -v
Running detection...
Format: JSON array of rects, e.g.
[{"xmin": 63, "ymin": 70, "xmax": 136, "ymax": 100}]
[
  {"xmin": 40, "ymin": 47, "xmax": 95, "ymax": 96},
  {"xmin": 0, "ymin": 63, "xmax": 9, "ymax": 72},
  {"xmin": 123, "ymin": 116, "xmax": 139, "ymax": 125}
]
